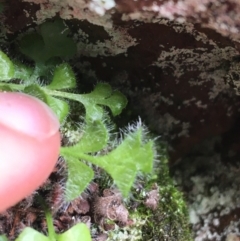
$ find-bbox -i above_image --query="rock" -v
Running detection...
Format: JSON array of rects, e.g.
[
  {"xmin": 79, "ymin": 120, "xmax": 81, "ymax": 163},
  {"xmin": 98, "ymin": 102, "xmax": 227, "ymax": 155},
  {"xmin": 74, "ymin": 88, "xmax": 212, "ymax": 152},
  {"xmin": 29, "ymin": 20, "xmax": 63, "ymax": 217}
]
[{"xmin": 2, "ymin": 0, "xmax": 240, "ymax": 165}]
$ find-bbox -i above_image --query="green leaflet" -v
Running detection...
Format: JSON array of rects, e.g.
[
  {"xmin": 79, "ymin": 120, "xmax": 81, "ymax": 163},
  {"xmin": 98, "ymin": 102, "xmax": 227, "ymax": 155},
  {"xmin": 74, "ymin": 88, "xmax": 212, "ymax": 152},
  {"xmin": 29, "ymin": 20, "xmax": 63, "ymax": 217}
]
[
  {"xmin": 64, "ymin": 157, "xmax": 94, "ymax": 201},
  {"xmin": 19, "ymin": 33, "xmax": 49, "ymax": 63},
  {"xmin": 57, "ymin": 223, "xmax": 91, "ymax": 241},
  {"xmin": 14, "ymin": 223, "xmax": 91, "ymax": 241},
  {"xmin": 45, "ymin": 95, "xmax": 69, "ymax": 123},
  {"xmin": 23, "ymin": 84, "xmax": 48, "ymax": 102},
  {"xmin": 0, "ymin": 235, "xmax": 8, "ymax": 241},
  {"xmin": 44, "ymin": 83, "xmax": 127, "ymax": 122},
  {"xmin": 19, "ymin": 19, "xmax": 77, "ymax": 63},
  {"xmin": 23, "ymin": 84, "xmax": 69, "ymax": 123},
  {"xmin": 62, "ymin": 119, "xmax": 109, "ymax": 154},
  {"xmin": 0, "ymin": 50, "xmax": 15, "ymax": 81},
  {"xmin": 47, "ymin": 63, "xmax": 76, "ymax": 90},
  {"xmin": 40, "ymin": 19, "xmax": 77, "ymax": 60},
  {"xmin": 13, "ymin": 61, "xmax": 33, "ymax": 82},
  {"xmin": 0, "ymin": 85, "xmax": 13, "ymax": 91},
  {"xmin": 15, "ymin": 228, "xmax": 50, "ymax": 241},
  {"xmin": 80, "ymin": 83, "xmax": 128, "ymax": 117}
]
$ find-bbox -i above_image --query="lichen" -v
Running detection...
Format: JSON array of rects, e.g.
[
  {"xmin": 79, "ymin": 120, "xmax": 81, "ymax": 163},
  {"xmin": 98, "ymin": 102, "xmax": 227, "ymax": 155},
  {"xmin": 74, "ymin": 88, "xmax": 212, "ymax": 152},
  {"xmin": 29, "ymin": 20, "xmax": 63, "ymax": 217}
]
[{"xmin": 23, "ymin": 0, "xmax": 114, "ymax": 27}]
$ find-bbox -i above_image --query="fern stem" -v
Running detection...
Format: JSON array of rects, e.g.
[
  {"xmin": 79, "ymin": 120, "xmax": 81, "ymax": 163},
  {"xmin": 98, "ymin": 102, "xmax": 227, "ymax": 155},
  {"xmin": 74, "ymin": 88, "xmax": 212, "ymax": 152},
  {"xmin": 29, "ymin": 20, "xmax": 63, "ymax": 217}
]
[{"xmin": 37, "ymin": 195, "xmax": 56, "ymax": 241}]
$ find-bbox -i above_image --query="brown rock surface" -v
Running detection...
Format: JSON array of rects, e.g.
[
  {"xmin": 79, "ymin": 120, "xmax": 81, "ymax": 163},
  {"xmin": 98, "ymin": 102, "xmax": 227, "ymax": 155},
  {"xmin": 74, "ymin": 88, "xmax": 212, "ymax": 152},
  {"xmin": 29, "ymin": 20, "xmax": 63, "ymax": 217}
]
[
  {"xmin": 2, "ymin": 0, "xmax": 240, "ymax": 165},
  {"xmin": 2, "ymin": 1, "xmax": 240, "ymax": 241}
]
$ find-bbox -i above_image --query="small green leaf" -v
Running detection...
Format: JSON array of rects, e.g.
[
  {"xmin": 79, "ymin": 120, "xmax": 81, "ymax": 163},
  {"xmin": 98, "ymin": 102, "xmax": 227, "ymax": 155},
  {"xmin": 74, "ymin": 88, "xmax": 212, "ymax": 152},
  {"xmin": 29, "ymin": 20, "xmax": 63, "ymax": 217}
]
[
  {"xmin": 82, "ymin": 83, "xmax": 112, "ymax": 100},
  {"xmin": 84, "ymin": 103, "xmax": 104, "ymax": 121},
  {"xmin": 77, "ymin": 120, "xmax": 109, "ymax": 152},
  {"xmin": 79, "ymin": 83, "xmax": 127, "ymax": 120},
  {"xmin": 64, "ymin": 157, "xmax": 94, "ymax": 201},
  {"xmin": 45, "ymin": 95, "xmax": 69, "ymax": 123},
  {"xmin": 15, "ymin": 228, "xmax": 50, "ymax": 241},
  {"xmin": 0, "ymin": 235, "xmax": 8, "ymax": 241},
  {"xmin": 100, "ymin": 90, "xmax": 127, "ymax": 116},
  {"xmin": 0, "ymin": 50, "xmax": 15, "ymax": 81},
  {"xmin": 61, "ymin": 120, "xmax": 108, "ymax": 154},
  {"xmin": 0, "ymin": 85, "xmax": 13, "ymax": 92},
  {"xmin": 40, "ymin": 19, "xmax": 77, "ymax": 59},
  {"xmin": 19, "ymin": 33, "xmax": 49, "ymax": 63},
  {"xmin": 13, "ymin": 61, "xmax": 33, "ymax": 82},
  {"xmin": 58, "ymin": 223, "xmax": 91, "ymax": 241},
  {"xmin": 23, "ymin": 84, "xmax": 48, "ymax": 103},
  {"xmin": 33, "ymin": 61, "xmax": 57, "ymax": 80},
  {"xmin": 23, "ymin": 84, "xmax": 69, "ymax": 122},
  {"xmin": 48, "ymin": 63, "xmax": 76, "ymax": 90},
  {"xmin": 89, "ymin": 83, "xmax": 112, "ymax": 97},
  {"xmin": 19, "ymin": 19, "xmax": 77, "ymax": 63}
]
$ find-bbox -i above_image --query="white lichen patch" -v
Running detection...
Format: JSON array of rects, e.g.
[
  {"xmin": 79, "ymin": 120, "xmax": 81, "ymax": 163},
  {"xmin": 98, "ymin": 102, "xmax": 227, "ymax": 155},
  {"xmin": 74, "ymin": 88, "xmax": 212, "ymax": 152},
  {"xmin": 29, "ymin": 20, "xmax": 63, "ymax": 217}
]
[
  {"xmin": 76, "ymin": 27, "xmax": 138, "ymax": 57},
  {"xmin": 74, "ymin": 61, "xmax": 98, "ymax": 81},
  {"xmin": 208, "ymin": 69, "xmax": 230, "ymax": 99},
  {"xmin": 149, "ymin": 93, "xmax": 174, "ymax": 107},
  {"xmin": 174, "ymin": 136, "xmax": 240, "ymax": 241},
  {"xmin": 89, "ymin": 0, "xmax": 115, "ymax": 16},
  {"xmin": 153, "ymin": 47, "xmax": 236, "ymax": 78},
  {"xmin": 178, "ymin": 122, "xmax": 190, "ymax": 137},
  {"xmin": 106, "ymin": 213, "xmax": 148, "ymax": 241},
  {"xmin": 183, "ymin": 97, "xmax": 197, "ymax": 106},
  {"xmin": 152, "ymin": 45, "xmax": 238, "ymax": 99},
  {"xmin": 23, "ymin": 0, "xmax": 114, "ymax": 27},
  {"xmin": 157, "ymin": 113, "xmax": 180, "ymax": 134},
  {"xmin": 195, "ymin": 101, "xmax": 207, "ymax": 109}
]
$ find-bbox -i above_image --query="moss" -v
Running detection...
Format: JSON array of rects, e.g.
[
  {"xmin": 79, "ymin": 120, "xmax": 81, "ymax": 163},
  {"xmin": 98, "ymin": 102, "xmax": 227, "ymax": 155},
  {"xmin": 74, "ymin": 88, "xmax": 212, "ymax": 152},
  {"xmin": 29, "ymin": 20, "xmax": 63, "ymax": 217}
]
[
  {"xmin": 141, "ymin": 143, "xmax": 192, "ymax": 241},
  {"xmin": 106, "ymin": 214, "xmax": 146, "ymax": 241},
  {"xmin": 105, "ymin": 142, "xmax": 193, "ymax": 241}
]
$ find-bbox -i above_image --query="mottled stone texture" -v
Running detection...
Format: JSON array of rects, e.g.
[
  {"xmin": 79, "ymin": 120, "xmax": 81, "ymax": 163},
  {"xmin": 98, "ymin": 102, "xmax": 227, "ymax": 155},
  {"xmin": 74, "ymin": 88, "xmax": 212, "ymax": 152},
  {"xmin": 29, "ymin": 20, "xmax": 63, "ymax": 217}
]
[
  {"xmin": 3, "ymin": 0, "xmax": 240, "ymax": 164},
  {"xmin": 116, "ymin": 0, "xmax": 240, "ymax": 43}
]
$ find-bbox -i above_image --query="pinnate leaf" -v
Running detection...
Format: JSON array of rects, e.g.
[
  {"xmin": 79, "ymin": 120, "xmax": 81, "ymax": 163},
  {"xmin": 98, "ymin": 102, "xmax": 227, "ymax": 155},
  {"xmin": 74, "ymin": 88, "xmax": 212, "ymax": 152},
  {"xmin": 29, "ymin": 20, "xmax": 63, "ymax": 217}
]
[
  {"xmin": 62, "ymin": 126, "xmax": 154, "ymax": 198},
  {"xmin": 86, "ymin": 127, "xmax": 154, "ymax": 197}
]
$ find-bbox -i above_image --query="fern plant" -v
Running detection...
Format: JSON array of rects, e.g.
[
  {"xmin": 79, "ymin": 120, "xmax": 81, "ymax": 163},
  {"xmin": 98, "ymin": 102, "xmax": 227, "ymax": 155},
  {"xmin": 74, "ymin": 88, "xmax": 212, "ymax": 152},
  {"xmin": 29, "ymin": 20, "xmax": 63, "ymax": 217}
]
[{"xmin": 0, "ymin": 19, "xmax": 155, "ymax": 240}]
